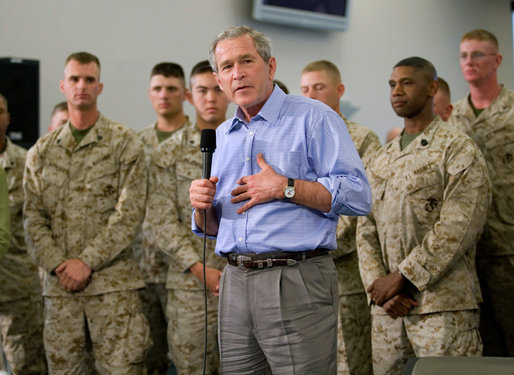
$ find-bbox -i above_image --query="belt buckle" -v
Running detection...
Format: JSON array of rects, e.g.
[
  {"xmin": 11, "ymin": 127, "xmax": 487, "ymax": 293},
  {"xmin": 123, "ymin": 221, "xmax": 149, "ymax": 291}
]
[{"xmin": 237, "ymin": 255, "xmax": 252, "ymax": 269}]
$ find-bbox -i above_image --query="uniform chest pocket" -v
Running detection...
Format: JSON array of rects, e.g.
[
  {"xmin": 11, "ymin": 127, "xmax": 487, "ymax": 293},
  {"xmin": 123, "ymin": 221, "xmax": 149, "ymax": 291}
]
[
  {"xmin": 40, "ymin": 166, "xmax": 68, "ymax": 210},
  {"xmin": 85, "ymin": 162, "xmax": 118, "ymax": 212},
  {"xmin": 405, "ymin": 169, "xmax": 443, "ymax": 225},
  {"xmin": 176, "ymin": 159, "xmax": 201, "ymax": 181},
  {"xmin": 41, "ymin": 165, "xmax": 67, "ymax": 188}
]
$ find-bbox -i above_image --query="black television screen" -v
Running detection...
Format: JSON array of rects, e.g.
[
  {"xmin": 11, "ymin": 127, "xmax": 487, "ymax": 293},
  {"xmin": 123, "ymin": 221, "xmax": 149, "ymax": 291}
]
[{"xmin": 252, "ymin": 0, "xmax": 350, "ymax": 32}]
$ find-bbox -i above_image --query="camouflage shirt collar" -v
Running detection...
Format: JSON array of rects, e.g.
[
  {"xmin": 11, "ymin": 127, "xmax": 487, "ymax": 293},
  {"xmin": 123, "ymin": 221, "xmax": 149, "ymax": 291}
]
[
  {"xmin": 456, "ymin": 84, "xmax": 509, "ymax": 119},
  {"xmin": 386, "ymin": 117, "xmax": 443, "ymax": 155},
  {"xmin": 57, "ymin": 113, "xmax": 107, "ymax": 151}
]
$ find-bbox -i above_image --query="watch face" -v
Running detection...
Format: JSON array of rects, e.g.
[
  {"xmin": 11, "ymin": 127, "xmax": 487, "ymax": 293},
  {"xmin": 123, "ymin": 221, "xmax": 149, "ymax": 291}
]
[{"xmin": 284, "ymin": 186, "xmax": 295, "ymax": 199}]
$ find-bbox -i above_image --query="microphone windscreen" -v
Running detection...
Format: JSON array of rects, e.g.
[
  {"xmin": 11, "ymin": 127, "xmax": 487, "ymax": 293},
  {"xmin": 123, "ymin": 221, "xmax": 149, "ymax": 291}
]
[{"xmin": 200, "ymin": 129, "xmax": 216, "ymax": 152}]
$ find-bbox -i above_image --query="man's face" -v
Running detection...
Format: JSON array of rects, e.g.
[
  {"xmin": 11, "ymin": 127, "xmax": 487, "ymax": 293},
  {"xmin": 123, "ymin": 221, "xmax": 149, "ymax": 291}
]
[
  {"xmin": 188, "ymin": 72, "xmax": 229, "ymax": 126},
  {"xmin": 214, "ymin": 34, "xmax": 276, "ymax": 117},
  {"xmin": 0, "ymin": 99, "xmax": 9, "ymax": 138},
  {"xmin": 148, "ymin": 75, "xmax": 186, "ymax": 119},
  {"xmin": 459, "ymin": 39, "xmax": 501, "ymax": 85},
  {"xmin": 433, "ymin": 90, "xmax": 452, "ymax": 121},
  {"xmin": 300, "ymin": 70, "xmax": 344, "ymax": 113},
  {"xmin": 389, "ymin": 66, "xmax": 436, "ymax": 119},
  {"xmin": 60, "ymin": 60, "xmax": 103, "ymax": 111},
  {"xmin": 49, "ymin": 109, "xmax": 69, "ymax": 132}
]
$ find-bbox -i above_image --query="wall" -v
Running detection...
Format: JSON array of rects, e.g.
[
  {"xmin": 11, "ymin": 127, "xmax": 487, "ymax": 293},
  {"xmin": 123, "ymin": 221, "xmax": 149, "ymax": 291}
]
[{"xmin": 1, "ymin": 0, "xmax": 512, "ymax": 142}]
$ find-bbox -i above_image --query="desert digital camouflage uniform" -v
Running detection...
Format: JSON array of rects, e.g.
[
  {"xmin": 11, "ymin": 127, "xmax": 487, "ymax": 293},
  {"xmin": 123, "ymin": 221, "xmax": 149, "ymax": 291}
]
[
  {"xmin": 333, "ymin": 117, "xmax": 380, "ymax": 375},
  {"xmin": 23, "ymin": 114, "xmax": 151, "ymax": 375},
  {"xmin": 136, "ymin": 123, "xmax": 173, "ymax": 287},
  {"xmin": 447, "ymin": 86, "xmax": 514, "ymax": 355},
  {"xmin": 136, "ymin": 122, "xmax": 191, "ymax": 374},
  {"xmin": 0, "ymin": 168, "xmax": 8, "ymax": 259},
  {"xmin": 0, "ymin": 138, "xmax": 46, "ymax": 374},
  {"xmin": 147, "ymin": 121, "xmax": 225, "ymax": 375},
  {"xmin": 356, "ymin": 119, "xmax": 491, "ymax": 375}
]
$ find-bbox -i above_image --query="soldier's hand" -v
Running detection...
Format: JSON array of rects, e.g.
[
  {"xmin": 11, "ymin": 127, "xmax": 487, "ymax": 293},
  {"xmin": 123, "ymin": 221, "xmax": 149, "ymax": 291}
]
[
  {"xmin": 368, "ymin": 271, "xmax": 406, "ymax": 306},
  {"xmin": 382, "ymin": 293, "xmax": 418, "ymax": 319},
  {"xmin": 190, "ymin": 263, "xmax": 222, "ymax": 296},
  {"xmin": 55, "ymin": 259, "xmax": 92, "ymax": 292}
]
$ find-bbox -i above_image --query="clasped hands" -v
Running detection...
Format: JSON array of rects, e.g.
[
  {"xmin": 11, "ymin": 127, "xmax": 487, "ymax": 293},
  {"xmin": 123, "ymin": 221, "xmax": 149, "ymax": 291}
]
[
  {"xmin": 190, "ymin": 153, "xmax": 286, "ymax": 214},
  {"xmin": 54, "ymin": 258, "xmax": 92, "ymax": 292},
  {"xmin": 367, "ymin": 271, "xmax": 418, "ymax": 319}
]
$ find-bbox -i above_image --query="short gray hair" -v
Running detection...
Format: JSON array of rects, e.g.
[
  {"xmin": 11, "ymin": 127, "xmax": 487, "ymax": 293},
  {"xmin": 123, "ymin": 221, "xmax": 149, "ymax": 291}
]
[{"xmin": 209, "ymin": 25, "xmax": 272, "ymax": 72}]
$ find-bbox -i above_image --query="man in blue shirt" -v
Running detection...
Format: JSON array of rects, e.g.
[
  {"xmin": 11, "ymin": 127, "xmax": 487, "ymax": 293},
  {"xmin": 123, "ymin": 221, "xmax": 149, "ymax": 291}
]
[{"xmin": 189, "ymin": 25, "xmax": 371, "ymax": 375}]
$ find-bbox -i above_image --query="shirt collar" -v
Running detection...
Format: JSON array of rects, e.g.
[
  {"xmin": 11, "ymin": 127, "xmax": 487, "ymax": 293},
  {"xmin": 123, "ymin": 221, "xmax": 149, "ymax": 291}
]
[{"xmin": 226, "ymin": 85, "xmax": 286, "ymax": 134}]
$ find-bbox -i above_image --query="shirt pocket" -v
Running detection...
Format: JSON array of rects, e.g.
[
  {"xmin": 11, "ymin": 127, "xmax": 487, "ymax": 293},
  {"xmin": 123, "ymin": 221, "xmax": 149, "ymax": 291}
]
[
  {"xmin": 263, "ymin": 151, "xmax": 303, "ymax": 178},
  {"xmin": 85, "ymin": 161, "xmax": 118, "ymax": 213},
  {"xmin": 404, "ymin": 168, "xmax": 443, "ymax": 227},
  {"xmin": 41, "ymin": 165, "xmax": 67, "ymax": 210}
]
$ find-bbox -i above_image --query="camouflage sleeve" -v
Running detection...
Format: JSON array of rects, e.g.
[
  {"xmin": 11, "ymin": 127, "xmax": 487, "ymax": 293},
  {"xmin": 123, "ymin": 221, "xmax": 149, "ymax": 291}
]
[
  {"xmin": 332, "ymin": 131, "xmax": 382, "ymax": 260},
  {"xmin": 23, "ymin": 145, "xmax": 67, "ymax": 272},
  {"xmin": 331, "ymin": 215, "xmax": 357, "ymax": 259},
  {"xmin": 0, "ymin": 168, "xmax": 10, "ymax": 258},
  {"xmin": 79, "ymin": 136, "xmax": 147, "ymax": 270},
  {"xmin": 356, "ymin": 212, "xmax": 388, "ymax": 293},
  {"xmin": 398, "ymin": 138, "xmax": 491, "ymax": 292},
  {"xmin": 147, "ymin": 161, "xmax": 202, "ymax": 273},
  {"xmin": 359, "ymin": 131, "xmax": 382, "ymax": 167}
]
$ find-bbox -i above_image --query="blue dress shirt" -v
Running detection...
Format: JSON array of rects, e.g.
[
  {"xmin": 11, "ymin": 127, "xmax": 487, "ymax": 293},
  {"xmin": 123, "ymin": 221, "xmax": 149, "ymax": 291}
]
[{"xmin": 194, "ymin": 86, "xmax": 371, "ymax": 255}]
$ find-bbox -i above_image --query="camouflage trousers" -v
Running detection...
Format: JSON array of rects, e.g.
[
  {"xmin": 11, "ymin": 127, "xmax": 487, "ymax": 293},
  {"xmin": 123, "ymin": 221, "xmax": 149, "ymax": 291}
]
[
  {"xmin": 139, "ymin": 283, "xmax": 170, "ymax": 374},
  {"xmin": 0, "ymin": 295, "xmax": 47, "ymax": 374},
  {"xmin": 166, "ymin": 288, "xmax": 219, "ymax": 375},
  {"xmin": 336, "ymin": 293, "xmax": 371, "ymax": 375},
  {"xmin": 371, "ymin": 309, "xmax": 482, "ymax": 375},
  {"xmin": 477, "ymin": 254, "xmax": 514, "ymax": 356},
  {"xmin": 43, "ymin": 290, "xmax": 152, "ymax": 375}
]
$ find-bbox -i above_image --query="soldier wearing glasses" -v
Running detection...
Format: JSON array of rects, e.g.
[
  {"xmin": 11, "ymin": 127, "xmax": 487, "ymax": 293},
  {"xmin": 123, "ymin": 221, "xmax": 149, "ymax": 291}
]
[{"xmin": 448, "ymin": 29, "xmax": 514, "ymax": 357}]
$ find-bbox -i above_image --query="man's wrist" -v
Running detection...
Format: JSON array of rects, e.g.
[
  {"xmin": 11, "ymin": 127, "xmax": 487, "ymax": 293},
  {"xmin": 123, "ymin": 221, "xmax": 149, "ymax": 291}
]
[{"xmin": 282, "ymin": 177, "xmax": 295, "ymax": 199}]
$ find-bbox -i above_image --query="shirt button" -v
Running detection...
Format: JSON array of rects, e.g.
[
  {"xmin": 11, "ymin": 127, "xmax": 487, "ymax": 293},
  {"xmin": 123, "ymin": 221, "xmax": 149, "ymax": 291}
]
[
  {"xmin": 238, "ymin": 237, "xmax": 243, "ymax": 241},
  {"xmin": 249, "ymin": 131, "xmax": 254, "ymax": 136},
  {"xmin": 246, "ymin": 157, "xmax": 250, "ymax": 162}
]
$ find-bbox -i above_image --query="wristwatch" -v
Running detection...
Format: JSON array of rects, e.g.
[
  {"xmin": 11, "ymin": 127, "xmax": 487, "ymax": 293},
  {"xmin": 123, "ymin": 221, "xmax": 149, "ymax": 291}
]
[{"xmin": 283, "ymin": 178, "xmax": 295, "ymax": 199}]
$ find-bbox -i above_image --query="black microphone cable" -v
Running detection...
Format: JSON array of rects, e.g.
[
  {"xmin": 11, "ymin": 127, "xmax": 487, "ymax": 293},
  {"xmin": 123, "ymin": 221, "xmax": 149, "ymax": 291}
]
[
  {"xmin": 199, "ymin": 128, "xmax": 216, "ymax": 375},
  {"xmin": 202, "ymin": 210, "xmax": 208, "ymax": 375}
]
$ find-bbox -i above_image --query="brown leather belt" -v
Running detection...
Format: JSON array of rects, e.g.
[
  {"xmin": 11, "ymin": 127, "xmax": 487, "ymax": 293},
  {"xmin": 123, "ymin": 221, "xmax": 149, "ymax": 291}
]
[{"xmin": 226, "ymin": 249, "xmax": 329, "ymax": 270}]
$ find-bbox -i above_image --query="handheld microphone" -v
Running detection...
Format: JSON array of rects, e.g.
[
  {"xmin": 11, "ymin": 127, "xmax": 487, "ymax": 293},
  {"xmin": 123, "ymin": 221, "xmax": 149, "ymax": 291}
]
[{"xmin": 200, "ymin": 129, "xmax": 216, "ymax": 179}]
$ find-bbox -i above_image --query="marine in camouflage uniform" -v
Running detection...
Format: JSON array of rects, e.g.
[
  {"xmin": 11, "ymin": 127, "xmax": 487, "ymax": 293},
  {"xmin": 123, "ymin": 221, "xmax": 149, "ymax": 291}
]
[
  {"xmin": 300, "ymin": 61, "xmax": 379, "ymax": 375},
  {"xmin": 333, "ymin": 118, "xmax": 380, "ymax": 375},
  {"xmin": 448, "ymin": 86, "xmax": 514, "ymax": 355},
  {"xmin": 0, "ymin": 138, "xmax": 47, "ymax": 374},
  {"xmin": 447, "ymin": 29, "xmax": 513, "ymax": 355},
  {"xmin": 357, "ymin": 58, "xmax": 491, "ymax": 375},
  {"xmin": 147, "ymin": 121, "xmax": 225, "ymax": 374},
  {"xmin": 136, "ymin": 62, "xmax": 193, "ymax": 374},
  {"xmin": 24, "ymin": 109, "xmax": 151, "ymax": 374},
  {"xmin": 136, "ymin": 121, "xmax": 189, "ymax": 373}
]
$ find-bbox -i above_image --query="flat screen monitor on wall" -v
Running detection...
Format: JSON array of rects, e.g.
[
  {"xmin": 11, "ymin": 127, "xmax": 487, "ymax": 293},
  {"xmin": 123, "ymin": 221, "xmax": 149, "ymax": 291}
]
[{"xmin": 252, "ymin": 0, "xmax": 350, "ymax": 32}]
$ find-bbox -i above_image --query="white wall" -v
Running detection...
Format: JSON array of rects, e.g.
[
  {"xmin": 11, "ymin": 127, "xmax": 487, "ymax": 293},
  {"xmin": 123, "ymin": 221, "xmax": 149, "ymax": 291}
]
[{"xmin": 1, "ymin": 0, "xmax": 513, "ymax": 143}]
